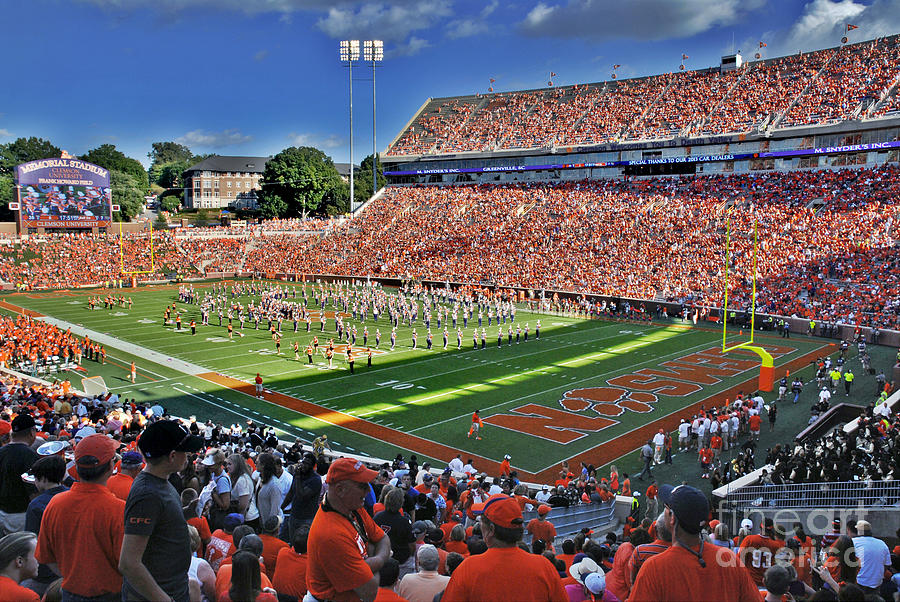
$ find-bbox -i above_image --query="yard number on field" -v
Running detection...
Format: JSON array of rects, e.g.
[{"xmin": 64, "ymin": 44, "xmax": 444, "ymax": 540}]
[{"xmin": 377, "ymin": 379, "xmax": 426, "ymax": 390}]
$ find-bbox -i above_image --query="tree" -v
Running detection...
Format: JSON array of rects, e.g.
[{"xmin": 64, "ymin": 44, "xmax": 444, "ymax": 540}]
[
  {"xmin": 158, "ymin": 193, "xmax": 181, "ymax": 213},
  {"xmin": 110, "ymin": 170, "xmax": 145, "ymax": 221},
  {"xmin": 258, "ymin": 147, "xmax": 344, "ymax": 218},
  {"xmin": 147, "ymin": 141, "xmax": 194, "ymax": 166},
  {"xmin": 353, "ymin": 154, "xmax": 386, "ymax": 206},
  {"xmin": 147, "ymin": 141, "xmax": 197, "ymax": 189},
  {"xmin": 80, "ymin": 144, "xmax": 148, "ymax": 190},
  {"xmin": 0, "ymin": 137, "xmax": 62, "ymax": 177}
]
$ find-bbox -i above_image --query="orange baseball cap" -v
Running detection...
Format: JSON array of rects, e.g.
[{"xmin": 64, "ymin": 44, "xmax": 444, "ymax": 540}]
[
  {"xmin": 326, "ymin": 457, "xmax": 379, "ymax": 484},
  {"xmin": 481, "ymin": 495, "xmax": 524, "ymax": 529},
  {"xmin": 538, "ymin": 504, "xmax": 551, "ymax": 516},
  {"xmin": 75, "ymin": 434, "xmax": 117, "ymax": 466}
]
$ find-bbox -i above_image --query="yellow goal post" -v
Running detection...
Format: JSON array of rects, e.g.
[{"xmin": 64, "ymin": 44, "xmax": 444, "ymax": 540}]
[{"xmin": 721, "ymin": 209, "xmax": 774, "ymax": 391}]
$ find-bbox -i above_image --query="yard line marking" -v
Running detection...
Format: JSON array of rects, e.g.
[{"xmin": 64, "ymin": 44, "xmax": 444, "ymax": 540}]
[{"xmin": 408, "ymin": 335, "xmax": 726, "ymax": 433}]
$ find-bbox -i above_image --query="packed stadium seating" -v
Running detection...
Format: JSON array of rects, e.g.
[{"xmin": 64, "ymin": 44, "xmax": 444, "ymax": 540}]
[
  {"xmin": 385, "ymin": 36, "xmax": 900, "ymax": 154},
  {"xmin": 3, "ymin": 166, "xmax": 899, "ymax": 330},
  {"xmin": 0, "ymin": 232, "xmax": 197, "ymax": 289}
]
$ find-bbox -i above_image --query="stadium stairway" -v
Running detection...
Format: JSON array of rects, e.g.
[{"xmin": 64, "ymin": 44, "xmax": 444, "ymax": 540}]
[
  {"xmin": 770, "ymin": 49, "xmax": 839, "ymax": 131},
  {"xmin": 521, "ymin": 498, "xmax": 620, "ymax": 546}
]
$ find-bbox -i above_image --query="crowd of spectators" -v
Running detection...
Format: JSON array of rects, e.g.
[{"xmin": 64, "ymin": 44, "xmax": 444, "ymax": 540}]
[
  {"xmin": 235, "ymin": 165, "xmax": 900, "ymax": 329},
  {"xmin": 0, "ymin": 232, "xmax": 197, "ymax": 289},
  {"xmin": 1, "ymin": 349, "xmax": 898, "ymax": 601},
  {"xmin": 383, "ymin": 36, "xmax": 900, "ymax": 155},
  {"xmin": 3, "ymin": 165, "xmax": 899, "ymax": 329},
  {"xmin": 781, "ymin": 37, "xmax": 900, "ymax": 127}
]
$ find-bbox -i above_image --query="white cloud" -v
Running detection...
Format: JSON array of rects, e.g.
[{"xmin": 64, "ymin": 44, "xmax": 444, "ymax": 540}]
[
  {"xmin": 780, "ymin": 0, "xmax": 898, "ymax": 53},
  {"xmin": 287, "ymin": 132, "xmax": 344, "ymax": 149},
  {"xmin": 742, "ymin": 0, "xmax": 900, "ymax": 59},
  {"xmin": 254, "ymin": 49, "xmax": 269, "ymax": 61},
  {"xmin": 445, "ymin": 0, "xmax": 498, "ymax": 39},
  {"xmin": 316, "ymin": 1, "xmax": 452, "ymax": 42},
  {"xmin": 518, "ymin": 0, "xmax": 766, "ymax": 41},
  {"xmin": 389, "ymin": 36, "xmax": 431, "ymax": 57},
  {"xmin": 0, "ymin": 128, "xmax": 13, "ymax": 139},
  {"xmin": 176, "ymin": 129, "xmax": 253, "ymax": 148}
]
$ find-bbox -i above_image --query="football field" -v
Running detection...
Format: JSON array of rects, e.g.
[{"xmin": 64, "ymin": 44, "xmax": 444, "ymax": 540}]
[{"xmin": 2, "ymin": 281, "xmax": 832, "ymax": 483}]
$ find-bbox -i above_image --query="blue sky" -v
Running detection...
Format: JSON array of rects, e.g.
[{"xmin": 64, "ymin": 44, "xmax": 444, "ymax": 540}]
[{"xmin": 1, "ymin": 0, "xmax": 898, "ymax": 167}]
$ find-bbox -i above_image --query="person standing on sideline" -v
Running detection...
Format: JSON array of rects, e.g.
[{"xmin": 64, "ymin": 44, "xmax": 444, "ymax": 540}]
[
  {"xmin": 768, "ymin": 402, "xmax": 777, "ymax": 432},
  {"xmin": 467, "ymin": 410, "xmax": 483, "ymax": 440},
  {"xmin": 636, "ymin": 440, "xmax": 654, "ymax": 481},
  {"xmin": 255, "ymin": 373, "xmax": 264, "ymax": 398},
  {"xmin": 652, "ymin": 429, "xmax": 665, "ymax": 465},
  {"xmin": 119, "ymin": 420, "xmax": 205, "ymax": 602},
  {"xmin": 130, "ymin": 361, "xmax": 137, "ymax": 384},
  {"xmin": 306, "ymin": 458, "xmax": 391, "ymax": 602},
  {"xmin": 843, "ymin": 369, "xmax": 854, "ymax": 397}
]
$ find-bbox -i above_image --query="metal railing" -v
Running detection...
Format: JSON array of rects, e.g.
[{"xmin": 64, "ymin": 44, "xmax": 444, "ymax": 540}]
[
  {"xmin": 723, "ymin": 480, "xmax": 900, "ymax": 509},
  {"xmin": 522, "ymin": 499, "xmax": 617, "ymax": 543}
]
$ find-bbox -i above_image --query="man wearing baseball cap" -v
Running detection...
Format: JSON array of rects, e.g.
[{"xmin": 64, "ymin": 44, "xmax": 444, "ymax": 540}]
[
  {"xmin": 35, "ymin": 434, "xmax": 124, "ymax": 601},
  {"xmin": 738, "ymin": 516, "xmax": 783, "ymax": 587},
  {"xmin": 629, "ymin": 484, "xmax": 758, "ymax": 602},
  {"xmin": 119, "ymin": 419, "xmax": 204, "ymax": 601},
  {"xmin": 0, "ymin": 414, "xmax": 38, "ymax": 534},
  {"xmin": 441, "ymin": 495, "xmax": 567, "ymax": 601},
  {"xmin": 306, "ymin": 458, "xmax": 391, "ymax": 602}
]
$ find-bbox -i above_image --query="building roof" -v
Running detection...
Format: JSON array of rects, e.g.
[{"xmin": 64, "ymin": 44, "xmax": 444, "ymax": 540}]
[
  {"xmin": 184, "ymin": 156, "xmax": 270, "ymax": 175},
  {"xmin": 334, "ymin": 162, "xmax": 359, "ymax": 178}
]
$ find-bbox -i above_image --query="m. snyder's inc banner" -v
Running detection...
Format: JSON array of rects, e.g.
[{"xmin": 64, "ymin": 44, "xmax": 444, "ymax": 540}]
[{"xmin": 16, "ymin": 158, "xmax": 112, "ymax": 228}]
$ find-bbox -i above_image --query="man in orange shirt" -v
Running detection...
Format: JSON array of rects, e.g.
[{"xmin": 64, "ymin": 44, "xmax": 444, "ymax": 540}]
[
  {"xmin": 748, "ymin": 413, "xmax": 762, "ymax": 442},
  {"xmin": 629, "ymin": 484, "xmax": 758, "ymax": 602},
  {"xmin": 35, "ymin": 434, "xmax": 125, "ymax": 601},
  {"xmin": 526, "ymin": 505, "xmax": 557, "ymax": 552},
  {"xmin": 467, "ymin": 410, "xmax": 483, "ymax": 440},
  {"xmin": 273, "ymin": 524, "xmax": 309, "ymax": 601},
  {"xmin": 739, "ymin": 517, "xmax": 784, "ymax": 588},
  {"xmin": 307, "ymin": 458, "xmax": 391, "ymax": 602},
  {"xmin": 698, "ymin": 445, "xmax": 714, "ymax": 479},
  {"xmin": 499, "ymin": 454, "xmax": 511, "ymax": 478},
  {"xmin": 441, "ymin": 495, "xmax": 567, "ymax": 601},
  {"xmin": 106, "ymin": 451, "xmax": 143, "ymax": 501}
]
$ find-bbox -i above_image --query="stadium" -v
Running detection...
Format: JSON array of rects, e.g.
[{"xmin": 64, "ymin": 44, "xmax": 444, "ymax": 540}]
[{"xmin": 1, "ymin": 12, "xmax": 899, "ymax": 602}]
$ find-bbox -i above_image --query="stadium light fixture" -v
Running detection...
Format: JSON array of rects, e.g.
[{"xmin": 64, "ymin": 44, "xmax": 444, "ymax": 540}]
[
  {"xmin": 363, "ymin": 40, "xmax": 384, "ymax": 199},
  {"xmin": 340, "ymin": 41, "xmax": 360, "ymax": 213}
]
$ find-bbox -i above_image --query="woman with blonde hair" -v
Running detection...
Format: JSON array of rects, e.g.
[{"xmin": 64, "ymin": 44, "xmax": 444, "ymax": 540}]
[{"xmin": 227, "ymin": 453, "xmax": 260, "ymax": 530}]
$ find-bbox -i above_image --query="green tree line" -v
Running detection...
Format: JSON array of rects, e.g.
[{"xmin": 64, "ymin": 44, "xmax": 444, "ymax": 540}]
[{"xmin": 1, "ymin": 136, "xmax": 386, "ymax": 222}]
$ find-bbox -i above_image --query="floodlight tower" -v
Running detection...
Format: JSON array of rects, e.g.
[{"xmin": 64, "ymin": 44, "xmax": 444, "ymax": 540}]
[
  {"xmin": 340, "ymin": 40, "xmax": 360, "ymax": 212},
  {"xmin": 363, "ymin": 40, "xmax": 383, "ymax": 199}
]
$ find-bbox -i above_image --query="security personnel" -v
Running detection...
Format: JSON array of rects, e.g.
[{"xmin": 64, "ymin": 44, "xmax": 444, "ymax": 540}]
[{"xmin": 843, "ymin": 369, "xmax": 854, "ymax": 396}]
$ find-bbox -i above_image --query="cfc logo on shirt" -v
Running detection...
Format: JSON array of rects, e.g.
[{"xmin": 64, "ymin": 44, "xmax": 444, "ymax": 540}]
[{"xmin": 129, "ymin": 517, "xmax": 153, "ymax": 525}]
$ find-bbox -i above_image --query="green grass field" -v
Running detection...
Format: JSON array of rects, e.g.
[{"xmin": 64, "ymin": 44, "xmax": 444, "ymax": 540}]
[{"xmin": 5, "ymin": 280, "xmax": 868, "ymax": 484}]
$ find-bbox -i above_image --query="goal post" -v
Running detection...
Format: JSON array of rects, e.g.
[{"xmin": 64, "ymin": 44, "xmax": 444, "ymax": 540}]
[
  {"xmin": 721, "ymin": 209, "xmax": 775, "ymax": 391},
  {"xmin": 119, "ymin": 221, "xmax": 156, "ymax": 275}
]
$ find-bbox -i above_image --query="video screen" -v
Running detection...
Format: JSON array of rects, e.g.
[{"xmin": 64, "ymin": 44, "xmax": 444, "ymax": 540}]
[{"xmin": 20, "ymin": 184, "xmax": 111, "ymax": 223}]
